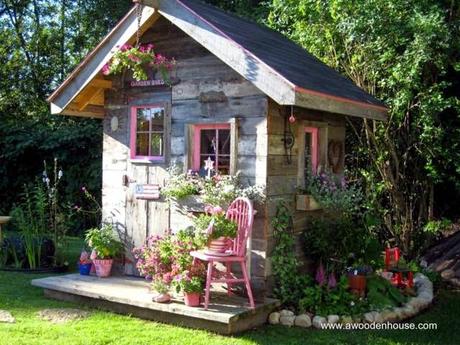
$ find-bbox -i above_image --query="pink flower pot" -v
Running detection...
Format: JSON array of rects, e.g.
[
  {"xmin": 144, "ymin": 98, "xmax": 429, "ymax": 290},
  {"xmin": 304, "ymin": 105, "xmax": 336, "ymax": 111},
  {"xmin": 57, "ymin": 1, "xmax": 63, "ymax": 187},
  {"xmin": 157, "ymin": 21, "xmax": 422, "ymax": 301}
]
[
  {"xmin": 93, "ymin": 259, "xmax": 113, "ymax": 278},
  {"xmin": 184, "ymin": 292, "xmax": 201, "ymax": 307},
  {"xmin": 207, "ymin": 237, "xmax": 229, "ymax": 254},
  {"xmin": 153, "ymin": 293, "xmax": 171, "ymax": 303}
]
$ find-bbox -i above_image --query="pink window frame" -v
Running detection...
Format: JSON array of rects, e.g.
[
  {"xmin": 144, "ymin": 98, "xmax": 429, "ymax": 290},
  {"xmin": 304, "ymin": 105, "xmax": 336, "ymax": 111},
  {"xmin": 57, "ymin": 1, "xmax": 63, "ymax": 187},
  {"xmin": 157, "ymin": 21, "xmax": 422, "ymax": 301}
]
[
  {"xmin": 130, "ymin": 104, "xmax": 166, "ymax": 161},
  {"xmin": 305, "ymin": 127, "xmax": 319, "ymax": 175},
  {"xmin": 192, "ymin": 123, "xmax": 231, "ymax": 171}
]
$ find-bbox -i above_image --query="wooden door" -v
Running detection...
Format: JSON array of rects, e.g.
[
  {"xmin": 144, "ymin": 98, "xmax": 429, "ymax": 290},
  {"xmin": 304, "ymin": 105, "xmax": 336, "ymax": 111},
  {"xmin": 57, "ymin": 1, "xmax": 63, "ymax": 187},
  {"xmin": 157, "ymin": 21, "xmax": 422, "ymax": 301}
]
[{"xmin": 124, "ymin": 91, "xmax": 171, "ymax": 275}]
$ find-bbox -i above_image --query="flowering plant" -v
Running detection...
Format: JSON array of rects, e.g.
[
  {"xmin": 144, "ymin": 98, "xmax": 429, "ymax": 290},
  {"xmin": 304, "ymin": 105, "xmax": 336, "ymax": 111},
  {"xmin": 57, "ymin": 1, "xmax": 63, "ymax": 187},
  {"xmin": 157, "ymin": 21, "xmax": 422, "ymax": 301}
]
[
  {"xmin": 303, "ymin": 171, "xmax": 363, "ymax": 215},
  {"xmin": 173, "ymin": 271, "xmax": 205, "ymax": 294},
  {"xmin": 163, "ymin": 166, "xmax": 266, "ymax": 206},
  {"xmin": 151, "ymin": 278, "xmax": 170, "ymax": 294},
  {"xmin": 133, "ymin": 229, "xmax": 206, "ymax": 285},
  {"xmin": 102, "ymin": 43, "xmax": 176, "ymax": 82},
  {"xmin": 194, "ymin": 206, "xmax": 238, "ymax": 241}
]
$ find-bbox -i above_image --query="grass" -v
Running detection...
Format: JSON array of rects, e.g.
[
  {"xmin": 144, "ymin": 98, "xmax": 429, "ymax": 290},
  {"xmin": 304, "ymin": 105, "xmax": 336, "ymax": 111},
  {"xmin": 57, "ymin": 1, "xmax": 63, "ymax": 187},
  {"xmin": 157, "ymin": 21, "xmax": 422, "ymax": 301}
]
[{"xmin": 0, "ymin": 238, "xmax": 459, "ymax": 345}]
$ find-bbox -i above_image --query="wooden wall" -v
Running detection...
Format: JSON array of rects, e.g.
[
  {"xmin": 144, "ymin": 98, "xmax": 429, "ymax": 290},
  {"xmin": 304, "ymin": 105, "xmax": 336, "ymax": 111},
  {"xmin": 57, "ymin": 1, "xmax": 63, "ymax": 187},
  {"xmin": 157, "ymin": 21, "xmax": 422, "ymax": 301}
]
[
  {"xmin": 264, "ymin": 99, "xmax": 346, "ymax": 291},
  {"xmin": 102, "ymin": 17, "xmax": 269, "ymax": 286}
]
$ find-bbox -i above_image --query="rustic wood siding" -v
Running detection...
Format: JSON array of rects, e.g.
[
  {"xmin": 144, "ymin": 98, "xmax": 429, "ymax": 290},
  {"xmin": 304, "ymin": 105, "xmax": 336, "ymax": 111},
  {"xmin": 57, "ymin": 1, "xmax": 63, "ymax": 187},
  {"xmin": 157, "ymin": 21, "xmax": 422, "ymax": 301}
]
[
  {"xmin": 265, "ymin": 99, "xmax": 346, "ymax": 288},
  {"xmin": 102, "ymin": 17, "xmax": 269, "ymax": 284}
]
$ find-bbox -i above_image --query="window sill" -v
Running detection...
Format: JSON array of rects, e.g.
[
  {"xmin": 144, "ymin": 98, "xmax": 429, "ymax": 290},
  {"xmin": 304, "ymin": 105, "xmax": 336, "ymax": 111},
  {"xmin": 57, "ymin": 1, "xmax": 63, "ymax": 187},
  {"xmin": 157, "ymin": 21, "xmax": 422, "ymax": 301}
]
[{"xmin": 130, "ymin": 158, "xmax": 165, "ymax": 165}]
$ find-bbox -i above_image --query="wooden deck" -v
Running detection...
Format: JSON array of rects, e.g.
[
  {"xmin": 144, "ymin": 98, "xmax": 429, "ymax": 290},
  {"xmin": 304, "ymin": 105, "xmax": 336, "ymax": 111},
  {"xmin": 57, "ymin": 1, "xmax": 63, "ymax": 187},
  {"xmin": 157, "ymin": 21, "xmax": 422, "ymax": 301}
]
[{"xmin": 31, "ymin": 274, "xmax": 279, "ymax": 334}]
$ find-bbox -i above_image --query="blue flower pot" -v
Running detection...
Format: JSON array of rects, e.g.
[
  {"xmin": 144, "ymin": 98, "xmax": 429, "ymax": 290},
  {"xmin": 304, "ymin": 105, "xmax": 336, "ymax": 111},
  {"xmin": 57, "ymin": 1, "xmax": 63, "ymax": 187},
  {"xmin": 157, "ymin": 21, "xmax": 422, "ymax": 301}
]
[{"xmin": 79, "ymin": 263, "xmax": 92, "ymax": 275}]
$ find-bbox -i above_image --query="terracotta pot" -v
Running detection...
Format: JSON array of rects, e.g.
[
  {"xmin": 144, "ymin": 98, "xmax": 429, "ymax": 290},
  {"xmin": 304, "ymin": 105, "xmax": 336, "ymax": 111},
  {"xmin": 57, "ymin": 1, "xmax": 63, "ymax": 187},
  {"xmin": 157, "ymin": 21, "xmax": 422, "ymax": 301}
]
[
  {"xmin": 207, "ymin": 237, "xmax": 230, "ymax": 254},
  {"xmin": 348, "ymin": 274, "xmax": 367, "ymax": 296},
  {"xmin": 153, "ymin": 293, "xmax": 171, "ymax": 303},
  {"xmin": 184, "ymin": 292, "xmax": 201, "ymax": 307},
  {"xmin": 93, "ymin": 259, "xmax": 113, "ymax": 278}
]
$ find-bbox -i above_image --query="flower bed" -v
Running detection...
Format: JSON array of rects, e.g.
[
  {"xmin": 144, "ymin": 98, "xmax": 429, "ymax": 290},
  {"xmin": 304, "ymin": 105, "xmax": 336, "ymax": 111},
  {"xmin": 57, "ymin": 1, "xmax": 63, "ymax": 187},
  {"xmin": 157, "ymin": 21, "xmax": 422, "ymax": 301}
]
[{"xmin": 268, "ymin": 273, "xmax": 434, "ymax": 328}]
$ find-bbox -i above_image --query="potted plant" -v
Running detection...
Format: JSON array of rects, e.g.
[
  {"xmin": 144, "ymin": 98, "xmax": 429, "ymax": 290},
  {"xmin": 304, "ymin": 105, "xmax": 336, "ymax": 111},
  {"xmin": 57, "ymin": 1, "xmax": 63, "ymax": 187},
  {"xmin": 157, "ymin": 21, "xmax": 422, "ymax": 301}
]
[
  {"xmin": 151, "ymin": 278, "xmax": 171, "ymax": 303},
  {"xmin": 175, "ymin": 273, "xmax": 204, "ymax": 307},
  {"xmin": 346, "ymin": 265, "xmax": 372, "ymax": 297},
  {"xmin": 85, "ymin": 225, "xmax": 122, "ymax": 278},
  {"xmin": 194, "ymin": 206, "xmax": 238, "ymax": 254},
  {"xmin": 78, "ymin": 250, "xmax": 92, "ymax": 276}
]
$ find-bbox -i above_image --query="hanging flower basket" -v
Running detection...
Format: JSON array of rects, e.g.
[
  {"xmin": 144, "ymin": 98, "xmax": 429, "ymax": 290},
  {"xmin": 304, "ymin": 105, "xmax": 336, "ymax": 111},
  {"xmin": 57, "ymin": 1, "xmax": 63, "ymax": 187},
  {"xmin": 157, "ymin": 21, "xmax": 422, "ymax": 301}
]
[{"xmin": 102, "ymin": 43, "xmax": 176, "ymax": 82}]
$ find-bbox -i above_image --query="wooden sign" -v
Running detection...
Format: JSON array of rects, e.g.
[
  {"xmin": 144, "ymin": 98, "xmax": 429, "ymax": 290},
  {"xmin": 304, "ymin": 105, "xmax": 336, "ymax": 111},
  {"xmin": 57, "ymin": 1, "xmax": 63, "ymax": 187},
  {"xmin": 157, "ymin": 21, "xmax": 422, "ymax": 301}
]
[
  {"xmin": 135, "ymin": 184, "xmax": 160, "ymax": 200},
  {"xmin": 127, "ymin": 77, "xmax": 180, "ymax": 88}
]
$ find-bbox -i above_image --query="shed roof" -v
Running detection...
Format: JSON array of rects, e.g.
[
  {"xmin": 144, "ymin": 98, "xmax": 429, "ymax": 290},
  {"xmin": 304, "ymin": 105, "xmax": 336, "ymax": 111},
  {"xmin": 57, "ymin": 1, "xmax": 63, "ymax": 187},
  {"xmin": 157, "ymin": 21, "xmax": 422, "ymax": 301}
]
[{"xmin": 48, "ymin": 0, "xmax": 387, "ymax": 120}]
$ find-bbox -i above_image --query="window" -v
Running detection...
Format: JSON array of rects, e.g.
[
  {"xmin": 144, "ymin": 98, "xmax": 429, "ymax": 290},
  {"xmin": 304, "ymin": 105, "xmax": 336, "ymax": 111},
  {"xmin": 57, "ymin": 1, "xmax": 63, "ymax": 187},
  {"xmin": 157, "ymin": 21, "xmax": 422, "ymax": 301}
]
[
  {"xmin": 193, "ymin": 124, "xmax": 231, "ymax": 175},
  {"xmin": 304, "ymin": 127, "xmax": 319, "ymax": 178},
  {"xmin": 130, "ymin": 105, "xmax": 165, "ymax": 160}
]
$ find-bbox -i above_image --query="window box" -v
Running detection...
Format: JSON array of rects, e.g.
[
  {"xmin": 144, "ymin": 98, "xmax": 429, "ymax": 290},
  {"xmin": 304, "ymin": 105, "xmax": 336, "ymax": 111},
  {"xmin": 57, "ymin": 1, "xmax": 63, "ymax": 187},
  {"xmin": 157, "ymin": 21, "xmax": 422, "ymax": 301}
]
[
  {"xmin": 173, "ymin": 195, "xmax": 205, "ymax": 213},
  {"xmin": 296, "ymin": 194, "xmax": 321, "ymax": 211}
]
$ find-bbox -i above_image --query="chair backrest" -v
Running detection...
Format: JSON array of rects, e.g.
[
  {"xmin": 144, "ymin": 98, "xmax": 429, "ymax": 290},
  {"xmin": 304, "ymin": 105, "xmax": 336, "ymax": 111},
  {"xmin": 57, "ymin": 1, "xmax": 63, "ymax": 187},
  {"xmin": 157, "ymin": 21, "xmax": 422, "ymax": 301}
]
[{"xmin": 226, "ymin": 197, "xmax": 254, "ymax": 257}]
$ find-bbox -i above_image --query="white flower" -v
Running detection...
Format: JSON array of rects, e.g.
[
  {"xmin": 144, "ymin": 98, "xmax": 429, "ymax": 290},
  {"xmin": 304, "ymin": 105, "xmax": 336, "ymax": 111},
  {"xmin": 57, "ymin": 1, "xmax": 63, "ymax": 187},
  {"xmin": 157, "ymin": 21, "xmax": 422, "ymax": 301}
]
[{"xmin": 58, "ymin": 170, "xmax": 63, "ymax": 179}]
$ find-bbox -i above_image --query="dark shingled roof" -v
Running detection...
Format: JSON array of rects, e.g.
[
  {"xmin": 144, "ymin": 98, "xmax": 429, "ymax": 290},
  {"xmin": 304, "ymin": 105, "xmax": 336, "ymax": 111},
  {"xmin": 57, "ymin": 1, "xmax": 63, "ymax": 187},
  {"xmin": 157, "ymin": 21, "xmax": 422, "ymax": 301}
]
[{"xmin": 179, "ymin": 0, "xmax": 385, "ymax": 108}]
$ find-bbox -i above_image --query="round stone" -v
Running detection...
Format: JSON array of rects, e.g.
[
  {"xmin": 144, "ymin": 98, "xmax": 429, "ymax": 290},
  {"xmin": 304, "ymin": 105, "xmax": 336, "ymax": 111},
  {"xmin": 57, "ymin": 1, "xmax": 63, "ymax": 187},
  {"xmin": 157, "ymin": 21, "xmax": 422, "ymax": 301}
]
[
  {"xmin": 294, "ymin": 314, "xmax": 312, "ymax": 328},
  {"xmin": 268, "ymin": 312, "xmax": 280, "ymax": 325}
]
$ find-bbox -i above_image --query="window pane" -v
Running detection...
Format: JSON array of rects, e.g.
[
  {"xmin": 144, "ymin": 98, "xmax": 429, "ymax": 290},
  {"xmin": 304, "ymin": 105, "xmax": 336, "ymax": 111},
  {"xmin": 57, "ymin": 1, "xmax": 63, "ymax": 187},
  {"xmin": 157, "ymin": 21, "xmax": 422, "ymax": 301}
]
[
  {"xmin": 200, "ymin": 129, "xmax": 217, "ymax": 155},
  {"xmin": 218, "ymin": 129, "xmax": 231, "ymax": 155},
  {"xmin": 136, "ymin": 133, "xmax": 149, "ymax": 156},
  {"xmin": 137, "ymin": 109, "xmax": 150, "ymax": 131},
  {"xmin": 151, "ymin": 108, "xmax": 164, "ymax": 132},
  {"xmin": 150, "ymin": 133, "xmax": 163, "ymax": 157},
  {"xmin": 217, "ymin": 155, "xmax": 230, "ymax": 174}
]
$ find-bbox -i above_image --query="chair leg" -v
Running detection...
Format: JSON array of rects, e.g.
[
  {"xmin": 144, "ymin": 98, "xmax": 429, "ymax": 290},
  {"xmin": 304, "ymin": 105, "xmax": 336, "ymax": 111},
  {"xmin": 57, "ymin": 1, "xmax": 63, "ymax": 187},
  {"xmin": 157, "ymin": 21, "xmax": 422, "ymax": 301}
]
[
  {"xmin": 240, "ymin": 260, "xmax": 255, "ymax": 309},
  {"xmin": 204, "ymin": 261, "xmax": 213, "ymax": 310},
  {"xmin": 226, "ymin": 262, "xmax": 232, "ymax": 296}
]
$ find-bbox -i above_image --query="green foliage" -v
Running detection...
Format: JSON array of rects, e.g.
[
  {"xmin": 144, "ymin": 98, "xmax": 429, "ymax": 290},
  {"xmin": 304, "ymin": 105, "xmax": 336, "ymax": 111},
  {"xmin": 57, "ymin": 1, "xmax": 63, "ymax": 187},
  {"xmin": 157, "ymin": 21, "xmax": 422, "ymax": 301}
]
[
  {"xmin": 266, "ymin": 0, "xmax": 460, "ymax": 257},
  {"xmin": 174, "ymin": 275, "xmax": 204, "ymax": 294},
  {"xmin": 366, "ymin": 276, "xmax": 407, "ymax": 310},
  {"xmin": 271, "ymin": 202, "xmax": 310, "ymax": 307},
  {"xmin": 194, "ymin": 213, "xmax": 238, "ymax": 240},
  {"xmin": 299, "ymin": 276, "xmax": 367, "ymax": 316},
  {"xmin": 151, "ymin": 278, "xmax": 170, "ymax": 294},
  {"xmin": 162, "ymin": 169, "xmax": 200, "ymax": 200},
  {"xmin": 85, "ymin": 224, "xmax": 122, "ymax": 259},
  {"xmin": 0, "ymin": 0, "xmax": 131, "ymax": 234}
]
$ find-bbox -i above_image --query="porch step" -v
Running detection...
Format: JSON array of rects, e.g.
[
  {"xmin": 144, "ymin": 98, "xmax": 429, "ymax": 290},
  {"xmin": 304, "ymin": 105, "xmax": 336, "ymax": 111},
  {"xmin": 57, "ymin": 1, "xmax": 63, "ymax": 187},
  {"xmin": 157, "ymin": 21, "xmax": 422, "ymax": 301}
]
[{"xmin": 31, "ymin": 274, "xmax": 279, "ymax": 334}]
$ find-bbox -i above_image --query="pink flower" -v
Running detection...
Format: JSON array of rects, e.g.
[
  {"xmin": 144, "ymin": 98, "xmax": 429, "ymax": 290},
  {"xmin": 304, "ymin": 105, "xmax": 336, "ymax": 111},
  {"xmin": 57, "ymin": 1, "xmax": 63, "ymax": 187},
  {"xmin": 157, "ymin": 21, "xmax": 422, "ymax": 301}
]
[
  {"xmin": 119, "ymin": 44, "xmax": 132, "ymax": 52},
  {"xmin": 128, "ymin": 54, "xmax": 141, "ymax": 63},
  {"xmin": 204, "ymin": 205, "xmax": 213, "ymax": 215},
  {"xmin": 212, "ymin": 206, "xmax": 224, "ymax": 215},
  {"xmin": 101, "ymin": 63, "xmax": 110, "ymax": 75}
]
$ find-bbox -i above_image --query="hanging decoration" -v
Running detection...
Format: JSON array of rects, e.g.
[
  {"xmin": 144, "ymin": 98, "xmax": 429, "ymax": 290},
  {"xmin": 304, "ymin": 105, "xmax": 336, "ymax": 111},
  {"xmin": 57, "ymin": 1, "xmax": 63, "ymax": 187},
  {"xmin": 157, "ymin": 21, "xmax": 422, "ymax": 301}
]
[
  {"xmin": 282, "ymin": 106, "xmax": 295, "ymax": 164},
  {"xmin": 102, "ymin": 1, "xmax": 176, "ymax": 82}
]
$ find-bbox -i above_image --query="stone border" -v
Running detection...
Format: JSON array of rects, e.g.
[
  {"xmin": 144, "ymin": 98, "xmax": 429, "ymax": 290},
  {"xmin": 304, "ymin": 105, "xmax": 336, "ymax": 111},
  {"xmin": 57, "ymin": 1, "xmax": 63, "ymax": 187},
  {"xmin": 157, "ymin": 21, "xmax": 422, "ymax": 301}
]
[{"xmin": 268, "ymin": 273, "xmax": 434, "ymax": 328}]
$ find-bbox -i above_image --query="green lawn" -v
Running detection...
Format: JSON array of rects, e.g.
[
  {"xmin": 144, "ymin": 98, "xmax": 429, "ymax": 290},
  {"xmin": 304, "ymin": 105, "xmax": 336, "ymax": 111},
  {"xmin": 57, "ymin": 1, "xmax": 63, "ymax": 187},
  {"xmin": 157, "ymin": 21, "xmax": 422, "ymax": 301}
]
[{"xmin": 0, "ymin": 238, "xmax": 459, "ymax": 345}]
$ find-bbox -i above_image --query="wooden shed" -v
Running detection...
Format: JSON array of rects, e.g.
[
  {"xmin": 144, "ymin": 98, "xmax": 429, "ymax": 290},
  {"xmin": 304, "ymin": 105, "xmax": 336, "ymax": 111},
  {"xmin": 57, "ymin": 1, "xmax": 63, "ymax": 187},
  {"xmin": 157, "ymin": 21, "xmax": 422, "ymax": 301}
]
[{"xmin": 47, "ymin": 0, "xmax": 387, "ymax": 295}]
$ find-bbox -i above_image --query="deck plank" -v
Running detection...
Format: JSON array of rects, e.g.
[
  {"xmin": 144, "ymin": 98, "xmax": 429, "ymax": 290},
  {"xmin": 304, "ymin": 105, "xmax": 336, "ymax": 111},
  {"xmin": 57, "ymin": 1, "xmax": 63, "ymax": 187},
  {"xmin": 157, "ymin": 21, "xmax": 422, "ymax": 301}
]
[{"xmin": 32, "ymin": 274, "xmax": 279, "ymax": 334}]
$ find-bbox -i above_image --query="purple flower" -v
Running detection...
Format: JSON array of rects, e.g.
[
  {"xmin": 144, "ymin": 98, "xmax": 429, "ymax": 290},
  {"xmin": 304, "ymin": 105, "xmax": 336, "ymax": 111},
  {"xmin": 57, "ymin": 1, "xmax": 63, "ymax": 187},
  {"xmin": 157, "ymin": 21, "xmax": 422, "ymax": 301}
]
[
  {"xmin": 328, "ymin": 273, "xmax": 337, "ymax": 289},
  {"xmin": 315, "ymin": 262, "xmax": 326, "ymax": 286}
]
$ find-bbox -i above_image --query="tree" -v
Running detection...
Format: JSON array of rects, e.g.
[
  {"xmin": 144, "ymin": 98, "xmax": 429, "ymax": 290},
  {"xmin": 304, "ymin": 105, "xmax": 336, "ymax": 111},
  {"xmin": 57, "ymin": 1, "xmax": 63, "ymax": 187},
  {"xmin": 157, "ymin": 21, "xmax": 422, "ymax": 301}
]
[{"xmin": 266, "ymin": 0, "xmax": 460, "ymax": 256}]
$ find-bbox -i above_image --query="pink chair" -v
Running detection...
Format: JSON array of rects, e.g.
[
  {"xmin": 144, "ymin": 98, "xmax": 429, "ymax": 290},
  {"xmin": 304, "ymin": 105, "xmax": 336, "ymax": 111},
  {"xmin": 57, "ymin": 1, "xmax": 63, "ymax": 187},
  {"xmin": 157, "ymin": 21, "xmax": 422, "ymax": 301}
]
[{"xmin": 190, "ymin": 197, "xmax": 255, "ymax": 310}]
